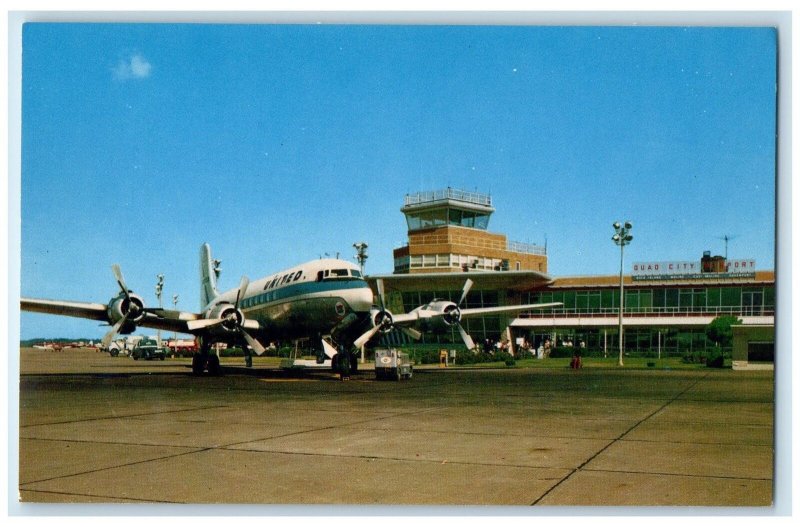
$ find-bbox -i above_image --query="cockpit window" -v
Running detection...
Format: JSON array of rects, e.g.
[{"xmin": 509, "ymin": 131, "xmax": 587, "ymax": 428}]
[{"xmin": 318, "ymin": 268, "xmax": 363, "ymax": 281}]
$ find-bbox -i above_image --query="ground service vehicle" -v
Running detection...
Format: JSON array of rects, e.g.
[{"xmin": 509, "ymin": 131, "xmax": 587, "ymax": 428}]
[
  {"xmin": 107, "ymin": 336, "xmax": 142, "ymax": 357},
  {"xmin": 131, "ymin": 338, "xmax": 166, "ymax": 360},
  {"xmin": 374, "ymin": 349, "xmax": 413, "ymax": 381}
]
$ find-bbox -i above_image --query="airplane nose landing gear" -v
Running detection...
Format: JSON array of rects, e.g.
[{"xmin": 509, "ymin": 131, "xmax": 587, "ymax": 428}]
[{"xmin": 335, "ymin": 351, "xmax": 352, "ymax": 380}]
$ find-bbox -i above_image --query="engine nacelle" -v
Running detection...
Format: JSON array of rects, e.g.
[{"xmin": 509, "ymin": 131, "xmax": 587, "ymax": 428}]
[
  {"xmin": 204, "ymin": 303, "xmax": 245, "ymax": 335},
  {"xmin": 107, "ymin": 292, "xmax": 146, "ymax": 332},
  {"xmin": 369, "ymin": 307, "xmax": 394, "ymax": 334},
  {"xmin": 415, "ymin": 299, "xmax": 460, "ymax": 334}
]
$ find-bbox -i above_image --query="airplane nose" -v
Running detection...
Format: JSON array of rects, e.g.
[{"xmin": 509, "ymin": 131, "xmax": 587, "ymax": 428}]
[{"xmin": 351, "ymin": 285, "xmax": 375, "ymax": 312}]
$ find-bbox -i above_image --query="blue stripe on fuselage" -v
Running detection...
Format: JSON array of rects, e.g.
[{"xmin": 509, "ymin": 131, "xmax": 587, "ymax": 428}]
[{"xmin": 241, "ymin": 279, "xmax": 369, "ymax": 309}]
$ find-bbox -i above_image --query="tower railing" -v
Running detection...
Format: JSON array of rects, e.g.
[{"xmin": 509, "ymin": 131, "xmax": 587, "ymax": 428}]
[
  {"xmin": 508, "ymin": 241, "xmax": 547, "ymax": 255},
  {"xmin": 404, "ymin": 188, "xmax": 493, "ymax": 207}
]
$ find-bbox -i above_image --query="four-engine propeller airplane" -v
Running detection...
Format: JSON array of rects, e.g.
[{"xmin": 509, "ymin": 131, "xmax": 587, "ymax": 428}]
[{"xmin": 21, "ymin": 243, "xmax": 561, "ymax": 378}]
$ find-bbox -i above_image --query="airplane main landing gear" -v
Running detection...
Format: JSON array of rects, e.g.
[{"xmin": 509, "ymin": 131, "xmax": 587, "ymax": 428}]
[
  {"xmin": 192, "ymin": 353, "xmax": 205, "ymax": 375},
  {"xmin": 192, "ymin": 353, "xmax": 223, "ymax": 376},
  {"xmin": 192, "ymin": 339, "xmax": 223, "ymax": 376}
]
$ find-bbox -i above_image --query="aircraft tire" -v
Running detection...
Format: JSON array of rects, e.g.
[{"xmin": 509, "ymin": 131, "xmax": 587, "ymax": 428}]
[
  {"xmin": 208, "ymin": 354, "xmax": 223, "ymax": 376},
  {"xmin": 191, "ymin": 354, "xmax": 205, "ymax": 375},
  {"xmin": 337, "ymin": 353, "xmax": 351, "ymax": 379},
  {"xmin": 350, "ymin": 354, "xmax": 358, "ymax": 374}
]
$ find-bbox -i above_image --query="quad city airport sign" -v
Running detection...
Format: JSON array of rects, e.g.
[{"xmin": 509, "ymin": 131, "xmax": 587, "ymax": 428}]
[{"xmin": 632, "ymin": 259, "xmax": 756, "ymax": 281}]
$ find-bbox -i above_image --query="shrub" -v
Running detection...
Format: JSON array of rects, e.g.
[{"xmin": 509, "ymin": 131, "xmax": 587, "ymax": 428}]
[
  {"xmin": 548, "ymin": 347, "xmax": 573, "ymax": 358},
  {"xmin": 706, "ymin": 350, "xmax": 725, "ymax": 368},
  {"xmin": 451, "ymin": 350, "xmax": 516, "ymax": 366}
]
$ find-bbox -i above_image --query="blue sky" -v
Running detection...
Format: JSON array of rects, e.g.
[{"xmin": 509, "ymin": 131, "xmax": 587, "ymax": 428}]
[{"xmin": 18, "ymin": 23, "xmax": 777, "ymax": 339}]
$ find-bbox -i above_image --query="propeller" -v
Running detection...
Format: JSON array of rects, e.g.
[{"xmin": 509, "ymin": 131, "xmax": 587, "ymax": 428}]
[
  {"xmin": 102, "ymin": 265, "xmax": 144, "ymax": 348},
  {"xmin": 187, "ymin": 276, "xmax": 266, "ymax": 356},
  {"xmin": 102, "ymin": 313, "xmax": 131, "ymax": 349},
  {"xmin": 451, "ymin": 279, "xmax": 475, "ymax": 350},
  {"xmin": 354, "ymin": 278, "xmax": 393, "ymax": 349},
  {"xmin": 400, "ymin": 327, "xmax": 422, "ymax": 340},
  {"xmin": 457, "ymin": 324, "xmax": 475, "ymax": 351},
  {"xmin": 458, "ymin": 278, "xmax": 474, "ymax": 307}
]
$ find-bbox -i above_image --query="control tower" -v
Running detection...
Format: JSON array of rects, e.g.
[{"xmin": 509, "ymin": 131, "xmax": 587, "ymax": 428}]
[{"xmin": 393, "ymin": 188, "xmax": 547, "ymax": 274}]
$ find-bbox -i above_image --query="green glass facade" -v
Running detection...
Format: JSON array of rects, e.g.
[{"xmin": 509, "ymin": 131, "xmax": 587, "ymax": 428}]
[
  {"xmin": 382, "ymin": 282, "xmax": 774, "ymax": 356},
  {"xmin": 524, "ymin": 285, "xmax": 774, "ymax": 316}
]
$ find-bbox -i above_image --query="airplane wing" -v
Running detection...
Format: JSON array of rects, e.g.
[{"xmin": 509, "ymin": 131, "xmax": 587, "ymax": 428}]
[
  {"xmin": 21, "ymin": 297, "xmax": 205, "ymax": 335},
  {"xmin": 390, "ymin": 311, "xmax": 430, "ymax": 325},
  {"xmin": 459, "ymin": 302, "xmax": 563, "ymax": 318},
  {"xmin": 21, "ymin": 298, "xmax": 110, "ymax": 321},
  {"xmin": 389, "ymin": 302, "xmax": 562, "ymax": 326},
  {"xmin": 385, "ymin": 298, "xmax": 563, "ymax": 351},
  {"xmin": 22, "ymin": 263, "xmax": 267, "ymax": 355}
]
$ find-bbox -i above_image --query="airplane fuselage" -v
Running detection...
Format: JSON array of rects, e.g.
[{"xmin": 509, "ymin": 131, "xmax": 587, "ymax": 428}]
[{"xmin": 205, "ymin": 258, "xmax": 374, "ymax": 343}]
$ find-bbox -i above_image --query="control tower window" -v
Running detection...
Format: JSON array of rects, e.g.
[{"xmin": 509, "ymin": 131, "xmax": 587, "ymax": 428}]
[{"xmin": 407, "ymin": 208, "xmax": 490, "ymax": 230}]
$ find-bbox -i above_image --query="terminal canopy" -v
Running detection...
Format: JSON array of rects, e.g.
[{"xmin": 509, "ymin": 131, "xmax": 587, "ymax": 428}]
[{"xmin": 367, "ymin": 270, "xmax": 553, "ymax": 293}]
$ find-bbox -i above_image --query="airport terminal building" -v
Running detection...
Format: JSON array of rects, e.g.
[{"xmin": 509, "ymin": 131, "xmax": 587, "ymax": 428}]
[{"xmin": 370, "ymin": 188, "xmax": 775, "ymax": 367}]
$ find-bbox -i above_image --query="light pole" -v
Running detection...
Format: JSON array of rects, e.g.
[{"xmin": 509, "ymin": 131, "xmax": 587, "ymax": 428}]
[
  {"xmin": 155, "ymin": 274, "xmax": 164, "ymax": 345},
  {"xmin": 353, "ymin": 242, "xmax": 368, "ymax": 275},
  {"xmin": 612, "ymin": 221, "xmax": 633, "ymax": 366},
  {"xmin": 172, "ymin": 294, "xmax": 179, "ymax": 343},
  {"xmin": 353, "ymin": 242, "xmax": 370, "ymax": 364}
]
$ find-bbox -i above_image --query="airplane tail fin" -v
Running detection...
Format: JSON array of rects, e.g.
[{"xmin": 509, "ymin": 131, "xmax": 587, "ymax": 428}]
[{"xmin": 199, "ymin": 243, "xmax": 219, "ymax": 309}]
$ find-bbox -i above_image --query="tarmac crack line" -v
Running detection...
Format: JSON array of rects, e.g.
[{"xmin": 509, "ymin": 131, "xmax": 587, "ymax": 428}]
[
  {"xmin": 19, "ymin": 446, "xmax": 216, "ymax": 486},
  {"xmin": 18, "ymin": 488, "xmax": 179, "ymax": 504},
  {"xmin": 577, "ymin": 467, "xmax": 772, "ymax": 482},
  {"xmin": 20, "ymin": 405, "xmax": 458, "ymax": 486},
  {"xmin": 213, "ymin": 445, "xmax": 569, "ymax": 473},
  {"xmin": 19, "ymin": 405, "xmax": 453, "ymax": 481},
  {"xmin": 530, "ymin": 373, "xmax": 710, "ymax": 506},
  {"xmin": 19, "ymin": 404, "xmax": 233, "ymax": 428},
  {"xmin": 204, "ymin": 405, "xmax": 451, "ymax": 450}
]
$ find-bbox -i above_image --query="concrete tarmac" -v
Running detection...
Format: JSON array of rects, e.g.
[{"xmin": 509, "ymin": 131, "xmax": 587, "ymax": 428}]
[{"xmin": 16, "ymin": 348, "xmax": 774, "ymax": 508}]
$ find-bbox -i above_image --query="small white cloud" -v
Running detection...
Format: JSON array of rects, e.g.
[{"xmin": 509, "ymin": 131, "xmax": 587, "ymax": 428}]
[{"xmin": 113, "ymin": 53, "xmax": 152, "ymax": 81}]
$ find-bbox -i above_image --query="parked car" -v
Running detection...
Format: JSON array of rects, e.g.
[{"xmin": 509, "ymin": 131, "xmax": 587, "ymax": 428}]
[{"xmin": 131, "ymin": 338, "xmax": 166, "ymax": 361}]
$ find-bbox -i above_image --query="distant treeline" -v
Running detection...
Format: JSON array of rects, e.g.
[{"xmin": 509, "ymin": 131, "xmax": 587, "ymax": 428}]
[{"xmin": 20, "ymin": 338, "xmax": 98, "ymax": 347}]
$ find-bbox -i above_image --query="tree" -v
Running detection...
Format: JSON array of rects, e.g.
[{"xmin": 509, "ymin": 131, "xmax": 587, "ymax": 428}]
[{"xmin": 705, "ymin": 315, "xmax": 742, "ymax": 349}]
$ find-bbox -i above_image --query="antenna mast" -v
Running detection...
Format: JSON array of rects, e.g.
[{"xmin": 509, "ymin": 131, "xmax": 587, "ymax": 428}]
[{"xmin": 718, "ymin": 234, "xmax": 739, "ymax": 260}]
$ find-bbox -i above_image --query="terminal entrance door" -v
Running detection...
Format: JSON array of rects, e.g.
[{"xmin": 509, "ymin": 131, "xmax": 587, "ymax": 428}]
[
  {"xmin": 742, "ymin": 290, "xmax": 764, "ymax": 316},
  {"xmin": 748, "ymin": 342, "xmax": 774, "ymax": 363}
]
